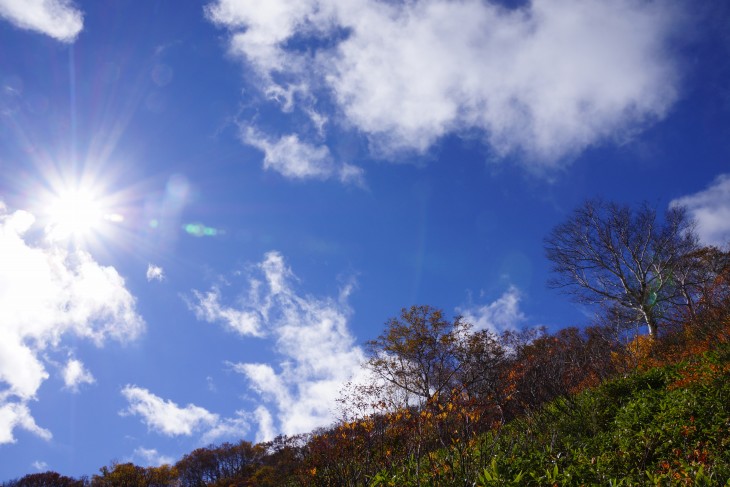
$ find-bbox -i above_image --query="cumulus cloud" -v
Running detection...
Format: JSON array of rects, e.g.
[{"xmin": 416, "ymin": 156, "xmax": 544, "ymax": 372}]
[
  {"xmin": 146, "ymin": 264, "xmax": 165, "ymax": 282},
  {"xmin": 241, "ymin": 126, "xmax": 364, "ymax": 184},
  {"xmin": 61, "ymin": 358, "xmax": 95, "ymax": 392},
  {"xmin": 31, "ymin": 460, "xmax": 49, "ymax": 471},
  {"xmin": 207, "ymin": 0, "xmax": 683, "ymax": 166},
  {"xmin": 120, "ymin": 386, "xmax": 249, "ymax": 442},
  {"xmin": 457, "ymin": 286, "xmax": 527, "ymax": 334},
  {"xmin": 0, "ymin": 204, "xmax": 144, "ymax": 444},
  {"xmin": 0, "ymin": 0, "xmax": 83, "ymax": 42},
  {"xmin": 191, "ymin": 251, "xmax": 365, "ymax": 440},
  {"xmin": 670, "ymin": 174, "xmax": 730, "ymax": 247}
]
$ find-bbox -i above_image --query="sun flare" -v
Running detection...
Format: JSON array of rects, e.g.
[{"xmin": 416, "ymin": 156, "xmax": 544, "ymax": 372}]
[
  {"xmin": 41, "ymin": 179, "xmax": 124, "ymax": 244},
  {"xmin": 47, "ymin": 188, "xmax": 104, "ymax": 237}
]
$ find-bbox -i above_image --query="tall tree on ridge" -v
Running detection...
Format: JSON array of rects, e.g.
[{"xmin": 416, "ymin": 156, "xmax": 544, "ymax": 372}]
[{"xmin": 545, "ymin": 200, "xmax": 699, "ymax": 337}]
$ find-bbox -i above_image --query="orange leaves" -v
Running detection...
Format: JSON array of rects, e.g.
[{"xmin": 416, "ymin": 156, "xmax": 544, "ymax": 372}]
[
  {"xmin": 92, "ymin": 462, "xmax": 180, "ymax": 487},
  {"xmin": 668, "ymin": 361, "xmax": 730, "ymax": 391},
  {"xmin": 679, "ymin": 424, "xmax": 696, "ymax": 438}
]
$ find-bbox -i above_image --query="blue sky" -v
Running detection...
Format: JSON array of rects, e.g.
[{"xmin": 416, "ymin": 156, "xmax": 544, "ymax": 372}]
[{"xmin": 0, "ymin": 0, "xmax": 729, "ymax": 479}]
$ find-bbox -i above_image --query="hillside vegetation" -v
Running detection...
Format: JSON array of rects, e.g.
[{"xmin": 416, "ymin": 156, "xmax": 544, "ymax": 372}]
[
  {"xmin": 3, "ymin": 202, "xmax": 729, "ymax": 486},
  {"xmin": 370, "ymin": 346, "xmax": 730, "ymax": 486}
]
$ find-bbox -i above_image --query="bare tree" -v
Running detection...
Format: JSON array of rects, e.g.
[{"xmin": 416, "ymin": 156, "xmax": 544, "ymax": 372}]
[{"xmin": 544, "ymin": 200, "xmax": 699, "ymax": 337}]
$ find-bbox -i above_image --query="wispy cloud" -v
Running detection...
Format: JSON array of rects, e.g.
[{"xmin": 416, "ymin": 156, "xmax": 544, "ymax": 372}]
[
  {"xmin": 457, "ymin": 286, "xmax": 527, "ymax": 334},
  {"xmin": 252, "ymin": 405, "xmax": 275, "ymax": 444},
  {"xmin": 0, "ymin": 403, "xmax": 52, "ymax": 444},
  {"xmin": 187, "ymin": 287, "xmax": 264, "ymax": 337},
  {"xmin": 241, "ymin": 126, "xmax": 364, "ymax": 184},
  {"xmin": 0, "ymin": 0, "xmax": 83, "ymax": 42},
  {"xmin": 200, "ymin": 411, "xmax": 250, "ymax": 445},
  {"xmin": 61, "ymin": 358, "xmax": 95, "ymax": 392},
  {"xmin": 671, "ymin": 174, "xmax": 730, "ymax": 247},
  {"xmin": 0, "ymin": 204, "xmax": 144, "ymax": 444},
  {"xmin": 31, "ymin": 460, "xmax": 48, "ymax": 471},
  {"xmin": 120, "ymin": 386, "xmax": 249, "ymax": 443},
  {"xmin": 120, "ymin": 386, "xmax": 220, "ymax": 437},
  {"xmin": 130, "ymin": 447, "xmax": 175, "ymax": 467},
  {"xmin": 146, "ymin": 264, "xmax": 165, "ymax": 282},
  {"xmin": 191, "ymin": 251, "xmax": 365, "ymax": 440},
  {"xmin": 208, "ymin": 0, "xmax": 683, "ymax": 167}
]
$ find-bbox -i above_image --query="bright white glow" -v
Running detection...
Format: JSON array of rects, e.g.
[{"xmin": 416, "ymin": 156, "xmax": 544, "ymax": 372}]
[
  {"xmin": 36, "ymin": 172, "xmax": 125, "ymax": 246},
  {"xmin": 46, "ymin": 188, "xmax": 104, "ymax": 240}
]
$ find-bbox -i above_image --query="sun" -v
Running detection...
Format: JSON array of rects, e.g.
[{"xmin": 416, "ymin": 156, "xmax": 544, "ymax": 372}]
[
  {"xmin": 46, "ymin": 187, "xmax": 104, "ymax": 239},
  {"xmin": 40, "ymin": 177, "xmax": 124, "ymax": 245}
]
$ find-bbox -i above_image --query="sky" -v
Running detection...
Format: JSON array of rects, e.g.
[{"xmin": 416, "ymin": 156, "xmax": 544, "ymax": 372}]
[{"xmin": 0, "ymin": 0, "xmax": 728, "ymax": 479}]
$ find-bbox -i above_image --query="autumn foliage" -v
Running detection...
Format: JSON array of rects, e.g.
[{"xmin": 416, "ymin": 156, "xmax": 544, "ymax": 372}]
[{"xmin": 3, "ymin": 204, "xmax": 728, "ymax": 486}]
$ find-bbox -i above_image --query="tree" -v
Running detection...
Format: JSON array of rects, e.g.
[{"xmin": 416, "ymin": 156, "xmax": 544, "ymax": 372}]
[
  {"xmin": 7, "ymin": 472, "xmax": 85, "ymax": 487},
  {"xmin": 91, "ymin": 463, "xmax": 177, "ymax": 487},
  {"xmin": 545, "ymin": 200, "xmax": 699, "ymax": 337},
  {"xmin": 456, "ymin": 329, "xmax": 509, "ymax": 421},
  {"xmin": 365, "ymin": 305, "xmax": 470, "ymax": 405},
  {"xmin": 669, "ymin": 246, "xmax": 730, "ymax": 347},
  {"xmin": 175, "ymin": 441, "xmax": 262, "ymax": 487},
  {"xmin": 505, "ymin": 325, "xmax": 624, "ymax": 414}
]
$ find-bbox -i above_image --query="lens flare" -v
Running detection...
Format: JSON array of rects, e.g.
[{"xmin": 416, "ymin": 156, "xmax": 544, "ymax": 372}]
[{"xmin": 183, "ymin": 223, "xmax": 222, "ymax": 237}]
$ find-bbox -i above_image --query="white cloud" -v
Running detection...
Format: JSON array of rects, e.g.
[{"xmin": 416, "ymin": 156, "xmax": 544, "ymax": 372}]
[
  {"xmin": 0, "ymin": 403, "xmax": 52, "ymax": 444},
  {"xmin": 188, "ymin": 287, "xmax": 264, "ymax": 337},
  {"xmin": 457, "ymin": 286, "xmax": 527, "ymax": 334},
  {"xmin": 252, "ymin": 405, "xmax": 276, "ymax": 444},
  {"xmin": 230, "ymin": 363, "xmax": 290, "ymax": 406},
  {"xmin": 670, "ymin": 174, "xmax": 730, "ymax": 247},
  {"xmin": 192, "ymin": 251, "xmax": 366, "ymax": 439},
  {"xmin": 120, "ymin": 385, "xmax": 249, "ymax": 444},
  {"xmin": 208, "ymin": 0, "xmax": 683, "ymax": 166},
  {"xmin": 200, "ymin": 410, "xmax": 250, "ymax": 445},
  {"xmin": 146, "ymin": 264, "xmax": 165, "ymax": 282},
  {"xmin": 241, "ymin": 126, "xmax": 364, "ymax": 184},
  {"xmin": 61, "ymin": 358, "xmax": 95, "ymax": 392},
  {"xmin": 31, "ymin": 460, "xmax": 49, "ymax": 471},
  {"xmin": 120, "ymin": 386, "xmax": 250, "ymax": 443},
  {"xmin": 0, "ymin": 0, "xmax": 83, "ymax": 42},
  {"xmin": 0, "ymin": 204, "xmax": 144, "ymax": 444},
  {"xmin": 131, "ymin": 447, "xmax": 175, "ymax": 467},
  {"xmin": 120, "ymin": 386, "xmax": 219, "ymax": 437}
]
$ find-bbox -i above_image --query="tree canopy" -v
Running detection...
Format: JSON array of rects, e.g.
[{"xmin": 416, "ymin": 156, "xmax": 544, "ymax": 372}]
[{"xmin": 544, "ymin": 200, "xmax": 700, "ymax": 337}]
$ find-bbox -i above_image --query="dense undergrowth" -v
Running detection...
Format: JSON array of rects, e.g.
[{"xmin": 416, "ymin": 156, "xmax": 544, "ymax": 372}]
[{"xmin": 369, "ymin": 346, "xmax": 730, "ymax": 486}]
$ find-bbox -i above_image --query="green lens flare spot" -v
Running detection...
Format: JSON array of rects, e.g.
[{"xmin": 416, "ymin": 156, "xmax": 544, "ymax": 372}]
[{"xmin": 183, "ymin": 223, "xmax": 220, "ymax": 237}]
